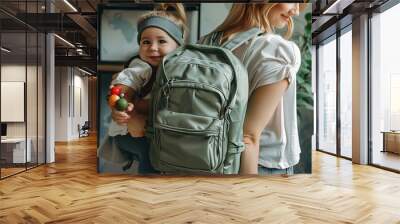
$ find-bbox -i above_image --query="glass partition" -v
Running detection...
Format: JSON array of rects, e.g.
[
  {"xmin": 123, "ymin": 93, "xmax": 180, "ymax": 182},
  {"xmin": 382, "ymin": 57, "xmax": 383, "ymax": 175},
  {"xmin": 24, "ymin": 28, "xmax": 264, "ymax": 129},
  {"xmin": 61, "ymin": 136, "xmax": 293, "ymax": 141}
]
[
  {"xmin": 0, "ymin": 1, "xmax": 46, "ymax": 179},
  {"xmin": 339, "ymin": 29, "xmax": 352, "ymax": 158},
  {"xmin": 317, "ymin": 36, "xmax": 337, "ymax": 155},
  {"xmin": 0, "ymin": 26, "xmax": 28, "ymax": 178}
]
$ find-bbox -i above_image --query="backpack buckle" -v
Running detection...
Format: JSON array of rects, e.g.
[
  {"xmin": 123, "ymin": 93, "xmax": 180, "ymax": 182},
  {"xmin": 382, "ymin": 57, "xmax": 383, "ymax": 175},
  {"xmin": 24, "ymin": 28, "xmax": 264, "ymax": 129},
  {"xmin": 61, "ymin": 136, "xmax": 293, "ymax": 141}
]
[{"xmin": 162, "ymin": 79, "xmax": 174, "ymax": 96}]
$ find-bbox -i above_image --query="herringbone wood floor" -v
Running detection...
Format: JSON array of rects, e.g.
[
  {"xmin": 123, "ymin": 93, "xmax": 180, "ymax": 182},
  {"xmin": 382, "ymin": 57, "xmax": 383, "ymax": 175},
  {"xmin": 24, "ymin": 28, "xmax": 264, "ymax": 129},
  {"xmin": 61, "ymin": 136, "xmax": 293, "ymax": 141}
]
[{"xmin": 1, "ymin": 135, "xmax": 400, "ymax": 224}]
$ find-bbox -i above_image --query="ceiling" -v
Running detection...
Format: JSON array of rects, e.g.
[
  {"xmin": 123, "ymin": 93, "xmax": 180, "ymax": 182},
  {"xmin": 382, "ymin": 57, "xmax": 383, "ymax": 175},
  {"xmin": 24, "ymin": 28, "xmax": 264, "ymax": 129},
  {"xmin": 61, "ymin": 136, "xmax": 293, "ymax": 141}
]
[
  {"xmin": 1, "ymin": 0, "xmax": 396, "ymax": 73},
  {"xmin": 312, "ymin": 0, "xmax": 390, "ymax": 44},
  {"xmin": 0, "ymin": 0, "xmax": 112, "ymax": 74}
]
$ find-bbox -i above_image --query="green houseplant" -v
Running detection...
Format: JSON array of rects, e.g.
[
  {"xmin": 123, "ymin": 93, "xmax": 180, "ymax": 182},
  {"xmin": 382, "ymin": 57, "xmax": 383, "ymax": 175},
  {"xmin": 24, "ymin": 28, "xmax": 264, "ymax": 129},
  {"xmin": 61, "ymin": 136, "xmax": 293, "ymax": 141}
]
[
  {"xmin": 296, "ymin": 12, "xmax": 313, "ymax": 116},
  {"xmin": 293, "ymin": 12, "xmax": 313, "ymax": 173}
]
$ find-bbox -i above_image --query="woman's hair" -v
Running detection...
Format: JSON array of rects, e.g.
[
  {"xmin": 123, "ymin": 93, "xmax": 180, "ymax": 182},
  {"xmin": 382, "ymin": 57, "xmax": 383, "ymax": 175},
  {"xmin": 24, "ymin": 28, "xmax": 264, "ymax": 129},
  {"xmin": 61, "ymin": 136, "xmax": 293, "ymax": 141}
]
[
  {"xmin": 215, "ymin": 3, "xmax": 299, "ymax": 41},
  {"xmin": 138, "ymin": 3, "xmax": 188, "ymax": 40}
]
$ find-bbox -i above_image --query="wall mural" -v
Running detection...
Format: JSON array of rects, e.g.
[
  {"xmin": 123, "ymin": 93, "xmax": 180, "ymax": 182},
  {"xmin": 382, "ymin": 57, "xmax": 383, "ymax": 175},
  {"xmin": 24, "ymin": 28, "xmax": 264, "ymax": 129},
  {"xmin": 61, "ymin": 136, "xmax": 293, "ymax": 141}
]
[{"xmin": 97, "ymin": 3, "xmax": 313, "ymax": 175}]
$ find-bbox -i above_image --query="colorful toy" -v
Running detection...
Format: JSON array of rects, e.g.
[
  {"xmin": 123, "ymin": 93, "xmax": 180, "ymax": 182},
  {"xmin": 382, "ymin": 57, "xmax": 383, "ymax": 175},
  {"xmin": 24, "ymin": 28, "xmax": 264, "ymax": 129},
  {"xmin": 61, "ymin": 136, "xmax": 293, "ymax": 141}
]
[
  {"xmin": 110, "ymin": 85, "xmax": 122, "ymax": 95},
  {"xmin": 116, "ymin": 97, "xmax": 128, "ymax": 111},
  {"xmin": 108, "ymin": 85, "xmax": 129, "ymax": 111},
  {"xmin": 108, "ymin": 94, "xmax": 120, "ymax": 107}
]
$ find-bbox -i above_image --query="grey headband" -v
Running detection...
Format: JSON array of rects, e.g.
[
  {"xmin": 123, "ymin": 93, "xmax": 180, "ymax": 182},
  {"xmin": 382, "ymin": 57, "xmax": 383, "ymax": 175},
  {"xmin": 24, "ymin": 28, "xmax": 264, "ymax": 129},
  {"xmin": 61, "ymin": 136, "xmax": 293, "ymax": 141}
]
[{"xmin": 137, "ymin": 16, "xmax": 184, "ymax": 45}]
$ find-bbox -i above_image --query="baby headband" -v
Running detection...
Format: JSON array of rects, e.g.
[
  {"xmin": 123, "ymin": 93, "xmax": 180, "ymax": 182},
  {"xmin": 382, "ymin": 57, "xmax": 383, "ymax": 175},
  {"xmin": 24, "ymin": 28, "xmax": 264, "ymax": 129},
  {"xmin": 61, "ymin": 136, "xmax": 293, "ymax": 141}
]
[{"xmin": 137, "ymin": 16, "xmax": 184, "ymax": 45}]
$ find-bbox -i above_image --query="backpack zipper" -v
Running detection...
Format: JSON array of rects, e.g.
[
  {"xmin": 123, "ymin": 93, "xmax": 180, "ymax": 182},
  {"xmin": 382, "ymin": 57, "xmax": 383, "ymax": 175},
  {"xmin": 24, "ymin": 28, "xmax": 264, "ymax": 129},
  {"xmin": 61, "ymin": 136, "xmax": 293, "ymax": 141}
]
[
  {"xmin": 160, "ymin": 80, "xmax": 228, "ymax": 119},
  {"xmin": 155, "ymin": 123, "xmax": 219, "ymax": 136}
]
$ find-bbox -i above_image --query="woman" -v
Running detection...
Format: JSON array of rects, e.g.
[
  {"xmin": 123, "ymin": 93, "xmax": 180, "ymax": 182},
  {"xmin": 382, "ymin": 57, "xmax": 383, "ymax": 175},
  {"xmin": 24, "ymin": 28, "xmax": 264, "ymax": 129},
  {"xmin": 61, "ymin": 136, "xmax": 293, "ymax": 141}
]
[{"xmin": 213, "ymin": 3, "xmax": 303, "ymax": 175}]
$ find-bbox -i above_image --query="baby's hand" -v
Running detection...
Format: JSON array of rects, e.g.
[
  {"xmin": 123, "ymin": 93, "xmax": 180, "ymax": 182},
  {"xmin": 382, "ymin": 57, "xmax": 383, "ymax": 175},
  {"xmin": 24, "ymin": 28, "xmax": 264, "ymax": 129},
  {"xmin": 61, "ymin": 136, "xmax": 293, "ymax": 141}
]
[{"xmin": 111, "ymin": 103, "xmax": 134, "ymax": 125}]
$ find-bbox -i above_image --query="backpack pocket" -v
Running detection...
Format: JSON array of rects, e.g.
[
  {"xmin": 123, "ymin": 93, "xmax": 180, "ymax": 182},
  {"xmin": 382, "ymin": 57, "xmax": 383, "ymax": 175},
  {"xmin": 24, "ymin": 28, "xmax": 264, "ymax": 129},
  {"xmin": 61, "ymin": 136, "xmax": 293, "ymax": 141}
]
[
  {"xmin": 158, "ymin": 80, "xmax": 227, "ymax": 118},
  {"xmin": 154, "ymin": 110, "xmax": 224, "ymax": 172}
]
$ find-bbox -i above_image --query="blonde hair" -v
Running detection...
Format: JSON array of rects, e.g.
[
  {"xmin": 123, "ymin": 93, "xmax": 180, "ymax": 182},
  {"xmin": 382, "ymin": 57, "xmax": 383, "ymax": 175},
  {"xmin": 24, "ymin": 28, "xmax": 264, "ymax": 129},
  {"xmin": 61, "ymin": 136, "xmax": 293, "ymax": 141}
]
[
  {"xmin": 138, "ymin": 3, "xmax": 188, "ymax": 40},
  {"xmin": 216, "ymin": 3, "xmax": 297, "ymax": 42}
]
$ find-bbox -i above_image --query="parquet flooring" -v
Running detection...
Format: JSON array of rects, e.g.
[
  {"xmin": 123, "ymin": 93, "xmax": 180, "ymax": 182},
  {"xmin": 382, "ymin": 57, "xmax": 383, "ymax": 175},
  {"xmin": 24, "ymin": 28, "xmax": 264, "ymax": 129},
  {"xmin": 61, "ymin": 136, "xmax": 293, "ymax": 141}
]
[
  {"xmin": 1, "ymin": 135, "xmax": 400, "ymax": 223},
  {"xmin": 1, "ymin": 167, "xmax": 26, "ymax": 177}
]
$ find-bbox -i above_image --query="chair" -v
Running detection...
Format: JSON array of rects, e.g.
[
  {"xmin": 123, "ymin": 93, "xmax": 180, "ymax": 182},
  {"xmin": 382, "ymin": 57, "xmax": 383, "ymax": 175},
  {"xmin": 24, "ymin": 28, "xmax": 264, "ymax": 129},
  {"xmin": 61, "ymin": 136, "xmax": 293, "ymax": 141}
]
[{"xmin": 78, "ymin": 121, "xmax": 90, "ymax": 138}]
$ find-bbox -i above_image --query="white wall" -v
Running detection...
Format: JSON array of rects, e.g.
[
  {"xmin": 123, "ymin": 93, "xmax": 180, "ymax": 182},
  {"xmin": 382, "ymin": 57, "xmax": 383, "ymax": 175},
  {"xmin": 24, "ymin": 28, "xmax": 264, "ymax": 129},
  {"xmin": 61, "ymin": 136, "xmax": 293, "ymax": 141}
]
[
  {"xmin": 72, "ymin": 71, "xmax": 89, "ymax": 138},
  {"xmin": 1, "ymin": 65, "xmax": 26, "ymax": 81},
  {"xmin": 1, "ymin": 65, "xmax": 26, "ymax": 140},
  {"xmin": 1, "ymin": 64, "xmax": 46, "ymax": 164},
  {"xmin": 1, "ymin": 65, "xmax": 41, "ymax": 137},
  {"xmin": 54, "ymin": 66, "xmax": 89, "ymax": 141},
  {"xmin": 54, "ymin": 66, "xmax": 68, "ymax": 141}
]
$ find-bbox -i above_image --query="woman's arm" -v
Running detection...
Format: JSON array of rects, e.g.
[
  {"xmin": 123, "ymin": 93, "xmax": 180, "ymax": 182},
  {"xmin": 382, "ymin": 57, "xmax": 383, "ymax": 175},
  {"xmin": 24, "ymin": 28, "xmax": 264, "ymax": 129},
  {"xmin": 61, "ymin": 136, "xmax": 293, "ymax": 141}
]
[{"xmin": 239, "ymin": 79, "xmax": 289, "ymax": 174}]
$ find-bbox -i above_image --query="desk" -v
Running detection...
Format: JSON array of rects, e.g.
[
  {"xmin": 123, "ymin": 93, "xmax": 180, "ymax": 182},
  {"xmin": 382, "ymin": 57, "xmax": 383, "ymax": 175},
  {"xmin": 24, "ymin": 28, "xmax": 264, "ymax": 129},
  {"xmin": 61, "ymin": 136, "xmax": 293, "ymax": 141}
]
[
  {"xmin": 382, "ymin": 131, "xmax": 400, "ymax": 154},
  {"xmin": 1, "ymin": 138, "xmax": 31, "ymax": 163}
]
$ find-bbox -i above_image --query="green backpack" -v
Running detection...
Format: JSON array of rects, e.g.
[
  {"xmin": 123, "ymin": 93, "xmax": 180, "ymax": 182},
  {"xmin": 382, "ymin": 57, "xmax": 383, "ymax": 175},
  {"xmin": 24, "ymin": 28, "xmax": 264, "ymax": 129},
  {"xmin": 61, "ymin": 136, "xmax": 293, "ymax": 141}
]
[{"xmin": 146, "ymin": 28, "xmax": 262, "ymax": 174}]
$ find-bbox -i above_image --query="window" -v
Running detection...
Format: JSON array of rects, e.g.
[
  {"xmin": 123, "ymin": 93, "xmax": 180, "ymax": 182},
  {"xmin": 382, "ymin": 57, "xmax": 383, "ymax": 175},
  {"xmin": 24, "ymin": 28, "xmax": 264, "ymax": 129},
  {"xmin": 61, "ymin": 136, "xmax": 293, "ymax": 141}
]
[
  {"xmin": 339, "ymin": 29, "xmax": 352, "ymax": 158},
  {"xmin": 317, "ymin": 36, "xmax": 337, "ymax": 155},
  {"xmin": 370, "ymin": 3, "xmax": 400, "ymax": 171}
]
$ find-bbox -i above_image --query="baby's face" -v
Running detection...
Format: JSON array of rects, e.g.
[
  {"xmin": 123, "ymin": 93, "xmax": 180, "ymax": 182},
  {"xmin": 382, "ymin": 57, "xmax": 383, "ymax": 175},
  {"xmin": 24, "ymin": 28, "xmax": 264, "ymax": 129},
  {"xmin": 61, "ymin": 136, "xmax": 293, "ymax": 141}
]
[{"xmin": 139, "ymin": 27, "xmax": 179, "ymax": 67}]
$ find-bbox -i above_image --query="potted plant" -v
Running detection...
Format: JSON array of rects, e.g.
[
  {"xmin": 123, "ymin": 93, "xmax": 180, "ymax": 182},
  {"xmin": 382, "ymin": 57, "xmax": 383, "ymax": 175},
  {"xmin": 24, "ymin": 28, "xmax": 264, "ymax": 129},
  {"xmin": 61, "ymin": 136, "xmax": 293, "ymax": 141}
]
[{"xmin": 293, "ymin": 12, "xmax": 313, "ymax": 173}]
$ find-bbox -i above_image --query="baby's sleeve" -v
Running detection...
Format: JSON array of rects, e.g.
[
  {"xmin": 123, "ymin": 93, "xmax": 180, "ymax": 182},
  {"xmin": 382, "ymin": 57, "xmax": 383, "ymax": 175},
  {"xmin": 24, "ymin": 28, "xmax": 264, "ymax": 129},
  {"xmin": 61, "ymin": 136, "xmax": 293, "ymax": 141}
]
[{"xmin": 111, "ymin": 59, "xmax": 153, "ymax": 92}]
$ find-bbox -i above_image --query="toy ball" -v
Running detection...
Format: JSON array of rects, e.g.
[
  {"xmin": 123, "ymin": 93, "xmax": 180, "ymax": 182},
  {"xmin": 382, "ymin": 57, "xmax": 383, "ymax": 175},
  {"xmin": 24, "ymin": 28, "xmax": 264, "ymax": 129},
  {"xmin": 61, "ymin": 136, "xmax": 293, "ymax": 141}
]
[
  {"xmin": 108, "ymin": 94, "xmax": 120, "ymax": 107},
  {"xmin": 116, "ymin": 98, "xmax": 128, "ymax": 111},
  {"xmin": 110, "ymin": 86, "xmax": 122, "ymax": 96}
]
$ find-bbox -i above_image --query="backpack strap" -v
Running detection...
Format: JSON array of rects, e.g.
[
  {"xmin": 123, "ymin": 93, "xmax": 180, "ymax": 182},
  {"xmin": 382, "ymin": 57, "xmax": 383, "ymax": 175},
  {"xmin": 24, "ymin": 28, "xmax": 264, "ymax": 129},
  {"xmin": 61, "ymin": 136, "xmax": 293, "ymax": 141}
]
[
  {"xmin": 221, "ymin": 27, "xmax": 262, "ymax": 51},
  {"xmin": 219, "ymin": 28, "xmax": 262, "ymax": 118},
  {"xmin": 138, "ymin": 67, "xmax": 157, "ymax": 98},
  {"xmin": 223, "ymin": 51, "xmax": 240, "ymax": 119},
  {"xmin": 200, "ymin": 31, "xmax": 223, "ymax": 46},
  {"xmin": 193, "ymin": 28, "xmax": 262, "ymax": 118}
]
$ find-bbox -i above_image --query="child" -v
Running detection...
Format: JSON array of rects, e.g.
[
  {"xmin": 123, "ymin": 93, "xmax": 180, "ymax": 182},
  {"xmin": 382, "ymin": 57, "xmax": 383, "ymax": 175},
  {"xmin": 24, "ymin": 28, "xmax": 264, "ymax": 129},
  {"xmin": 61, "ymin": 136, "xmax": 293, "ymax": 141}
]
[{"xmin": 101, "ymin": 3, "xmax": 187, "ymax": 174}]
